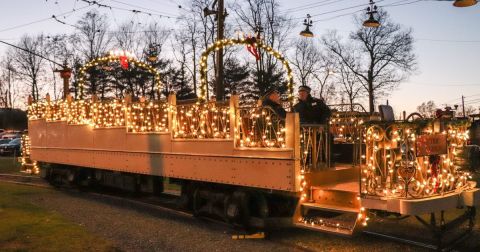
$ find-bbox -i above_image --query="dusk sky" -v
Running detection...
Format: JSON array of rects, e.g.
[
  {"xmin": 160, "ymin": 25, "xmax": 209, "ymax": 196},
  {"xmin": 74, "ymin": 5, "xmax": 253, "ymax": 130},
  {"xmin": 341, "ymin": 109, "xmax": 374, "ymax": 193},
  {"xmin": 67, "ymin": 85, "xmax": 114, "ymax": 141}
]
[{"xmin": 0, "ymin": 0, "xmax": 479, "ymax": 114}]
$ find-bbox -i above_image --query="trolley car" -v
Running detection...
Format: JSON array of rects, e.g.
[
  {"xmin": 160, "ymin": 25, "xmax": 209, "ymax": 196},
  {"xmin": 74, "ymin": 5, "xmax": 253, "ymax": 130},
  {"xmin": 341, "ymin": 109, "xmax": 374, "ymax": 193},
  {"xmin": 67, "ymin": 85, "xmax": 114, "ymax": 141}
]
[{"xmin": 22, "ymin": 39, "xmax": 480, "ymax": 249}]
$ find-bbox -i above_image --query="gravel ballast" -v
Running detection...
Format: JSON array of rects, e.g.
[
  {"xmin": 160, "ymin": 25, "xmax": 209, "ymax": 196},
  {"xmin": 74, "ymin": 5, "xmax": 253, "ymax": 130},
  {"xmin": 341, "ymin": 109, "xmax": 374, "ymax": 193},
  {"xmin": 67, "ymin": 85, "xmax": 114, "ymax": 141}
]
[{"xmin": 26, "ymin": 187, "xmax": 474, "ymax": 252}]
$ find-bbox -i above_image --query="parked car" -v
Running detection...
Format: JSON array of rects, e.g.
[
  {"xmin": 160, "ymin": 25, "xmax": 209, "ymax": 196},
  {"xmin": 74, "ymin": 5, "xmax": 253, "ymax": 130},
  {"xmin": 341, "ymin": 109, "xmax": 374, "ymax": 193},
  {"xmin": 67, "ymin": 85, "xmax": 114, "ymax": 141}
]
[
  {"xmin": 0, "ymin": 138, "xmax": 21, "ymax": 156},
  {"xmin": 0, "ymin": 139, "xmax": 11, "ymax": 147},
  {"xmin": 1, "ymin": 133, "xmax": 21, "ymax": 140}
]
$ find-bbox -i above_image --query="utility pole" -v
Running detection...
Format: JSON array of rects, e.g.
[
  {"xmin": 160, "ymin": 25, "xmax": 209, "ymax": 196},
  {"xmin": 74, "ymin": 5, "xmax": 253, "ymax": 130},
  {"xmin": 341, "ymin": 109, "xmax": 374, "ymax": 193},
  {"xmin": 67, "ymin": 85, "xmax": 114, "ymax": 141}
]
[
  {"xmin": 7, "ymin": 66, "xmax": 12, "ymax": 108},
  {"xmin": 216, "ymin": 0, "xmax": 225, "ymax": 101},
  {"xmin": 462, "ymin": 95, "xmax": 465, "ymax": 117},
  {"xmin": 204, "ymin": 0, "xmax": 226, "ymax": 101}
]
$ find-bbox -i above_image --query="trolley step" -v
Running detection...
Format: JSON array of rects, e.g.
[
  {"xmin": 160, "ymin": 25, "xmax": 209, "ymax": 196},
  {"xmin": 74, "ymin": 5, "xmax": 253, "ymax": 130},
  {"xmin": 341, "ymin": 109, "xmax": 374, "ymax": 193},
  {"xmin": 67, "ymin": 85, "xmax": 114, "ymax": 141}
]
[
  {"xmin": 301, "ymin": 202, "xmax": 359, "ymax": 214},
  {"xmin": 294, "ymin": 217, "xmax": 356, "ymax": 236}
]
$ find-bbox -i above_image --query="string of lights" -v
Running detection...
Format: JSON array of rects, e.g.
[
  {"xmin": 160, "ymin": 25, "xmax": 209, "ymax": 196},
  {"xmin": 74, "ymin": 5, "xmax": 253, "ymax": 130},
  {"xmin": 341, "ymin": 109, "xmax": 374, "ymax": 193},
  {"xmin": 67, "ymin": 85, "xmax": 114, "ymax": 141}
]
[{"xmin": 362, "ymin": 120, "xmax": 471, "ymax": 198}]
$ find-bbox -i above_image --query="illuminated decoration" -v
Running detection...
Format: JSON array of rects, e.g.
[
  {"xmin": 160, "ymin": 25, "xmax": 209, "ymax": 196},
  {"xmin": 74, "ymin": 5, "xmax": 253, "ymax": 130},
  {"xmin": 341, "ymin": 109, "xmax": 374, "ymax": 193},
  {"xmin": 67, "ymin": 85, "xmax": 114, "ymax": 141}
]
[
  {"xmin": 20, "ymin": 134, "xmax": 39, "ymax": 175},
  {"xmin": 27, "ymin": 94, "xmax": 293, "ymax": 145},
  {"xmin": 300, "ymin": 125, "xmax": 329, "ymax": 171},
  {"xmin": 361, "ymin": 119, "xmax": 472, "ymax": 199},
  {"xmin": 298, "ymin": 201, "xmax": 369, "ymax": 229},
  {"xmin": 77, "ymin": 50, "xmax": 162, "ymax": 99},
  {"xmin": 329, "ymin": 104, "xmax": 370, "ymax": 144},
  {"xmin": 67, "ymin": 99, "xmax": 94, "ymax": 125},
  {"xmin": 173, "ymin": 102, "xmax": 231, "ymax": 139},
  {"xmin": 235, "ymin": 106, "xmax": 286, "ymax": 148},
  {"xmin": 92, "ymin": 99, "xmax": 126, "ymax": 128},
  {"xmin": 198, "ymin": 37, "xmax": 295, "ymax": 108},
  {"xmin": 126, "ymin": 100, "xmax": 169, "ymax": 133},
  {"xmin": 28, "ymin": 98, "xmax": 170, "ymax": 133}
]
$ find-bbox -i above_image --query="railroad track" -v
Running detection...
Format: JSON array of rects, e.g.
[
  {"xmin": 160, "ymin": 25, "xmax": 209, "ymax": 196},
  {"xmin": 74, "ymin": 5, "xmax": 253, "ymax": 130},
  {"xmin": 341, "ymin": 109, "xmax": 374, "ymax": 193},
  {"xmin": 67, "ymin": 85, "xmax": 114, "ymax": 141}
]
[
  {"xmin": 0, "ymin": 174, "xmax": 191, "ymax": 216},
  {"xmin": 0, "ymin": 173, "xmax": 50, "ymax": 188}
]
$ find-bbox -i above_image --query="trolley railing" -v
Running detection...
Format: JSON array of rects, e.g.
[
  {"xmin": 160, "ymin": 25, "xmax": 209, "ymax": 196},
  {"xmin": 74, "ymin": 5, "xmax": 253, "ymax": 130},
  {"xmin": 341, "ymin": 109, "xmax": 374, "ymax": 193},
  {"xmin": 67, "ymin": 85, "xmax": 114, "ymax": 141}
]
[
  {"xmin": 300, "ymin": 124, "xmax": 330, "ymax": 171},
  {"xmin": 235, "ymin": 105, "xmax": 286, "ymax": 148}
]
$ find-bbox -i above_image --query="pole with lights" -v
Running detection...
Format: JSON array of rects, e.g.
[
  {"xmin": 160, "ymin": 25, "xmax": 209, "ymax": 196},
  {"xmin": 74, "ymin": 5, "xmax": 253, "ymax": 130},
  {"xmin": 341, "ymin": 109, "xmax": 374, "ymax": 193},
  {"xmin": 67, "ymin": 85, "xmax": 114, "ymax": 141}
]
[{"xmin": 204, "ymin": 0, "xmax": 227, "ymax": 101}]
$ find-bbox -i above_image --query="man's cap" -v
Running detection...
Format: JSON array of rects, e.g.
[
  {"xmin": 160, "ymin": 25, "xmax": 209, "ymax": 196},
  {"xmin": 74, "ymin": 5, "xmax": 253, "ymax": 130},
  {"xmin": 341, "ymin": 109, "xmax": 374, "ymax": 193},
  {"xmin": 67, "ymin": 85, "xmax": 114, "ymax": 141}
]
[
  {"xmin": 298, "ymin": 85, "xmax": 311, "ymax": 93},
  {"xmin": 263, "ymin": 87, "xmax": 280, "ymax": 97}
]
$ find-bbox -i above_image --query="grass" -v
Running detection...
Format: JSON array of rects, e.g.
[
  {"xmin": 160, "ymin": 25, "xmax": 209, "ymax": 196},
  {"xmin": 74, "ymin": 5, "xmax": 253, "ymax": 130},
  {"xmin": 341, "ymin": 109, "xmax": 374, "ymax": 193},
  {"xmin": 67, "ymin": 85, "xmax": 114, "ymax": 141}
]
[
  {"xmin": 0, "ymin": 156, "xmax": 21, "ymax": 174},
  {"xmin": 0, "ymin": 182, "xmax": 118, "ymax": 252}
]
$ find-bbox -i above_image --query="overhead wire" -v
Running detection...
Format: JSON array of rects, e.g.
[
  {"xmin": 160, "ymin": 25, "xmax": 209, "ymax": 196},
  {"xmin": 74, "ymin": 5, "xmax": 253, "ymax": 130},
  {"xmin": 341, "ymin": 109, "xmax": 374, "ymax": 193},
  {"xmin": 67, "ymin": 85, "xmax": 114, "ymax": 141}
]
[
  {"xmin": 0, "ymin": 39, "xmax": 64, "ymax": 67},
  {"xmin": 51, "ymin": 16, "xmax": 173, "ymax": 35},
  {"xmin": 280, "ymin": 0, "xmax": 348, "ymax": 14},
  {"xmin": 0, "ymin": 3, "xmax": 94, "ymax": 33},
  {"xmin": 294, "ymin": 0, "xmax": 425, "ymax": 23},
  {"xmin": 107, "ymin": 0, "xmax": 179, "ymax": 17},
  {"xmin": 78, "ymin": 0, "xmax": 180, "ymax": 19}
]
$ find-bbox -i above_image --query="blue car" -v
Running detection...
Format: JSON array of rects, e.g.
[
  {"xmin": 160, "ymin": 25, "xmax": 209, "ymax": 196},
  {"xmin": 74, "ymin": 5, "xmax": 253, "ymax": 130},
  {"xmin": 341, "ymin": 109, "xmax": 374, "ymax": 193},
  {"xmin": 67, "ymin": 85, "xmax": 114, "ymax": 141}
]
[{"xmin": 0, "ymin": 138, "xmax": 21, "ymax": 156}]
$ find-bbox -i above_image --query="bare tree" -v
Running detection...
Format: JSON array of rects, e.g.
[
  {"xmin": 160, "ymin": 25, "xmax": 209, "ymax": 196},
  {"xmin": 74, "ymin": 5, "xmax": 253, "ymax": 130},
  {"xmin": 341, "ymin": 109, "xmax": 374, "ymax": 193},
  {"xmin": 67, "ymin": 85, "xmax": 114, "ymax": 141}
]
[
  {"xmin": 76, "ymin": 10, "xmax": 112, "ymax": 97},
  {"xmin": 312, "ymin": 57, "xmax": 336, "ymax": 103},
  {"xmin": 177, "ymin": 0, "xmax": 241, "ymax": 98},
  {"xmin": 233, "ymin": 0, "xmax": 294, "ymax": 96},
  {"xmin": 335, "ymin": 60, "xmax": 364, "ymax": 110},
  {"xmin": 10, "ymin": 34, "xmax": 47, "ymax": 101},
  {"xmin": 76, "ymin": 10, "xmax": 111, "ymax": 61},
  {"xmin": 0, "ymin": 55, "xmax": 17, "ymax": 108},
  {"xmin": 177, "ymin": 5, "xmax": 200, "ymax": 96},
  {"xmin": 458, "ymin": 105, "xmax": 477, "ymax": 117},
  {"xmin": 291, "ymin": 38, "xmax": 321, "ymax": 87},
  {"xmin": 113, "ymin": 21, "xmax": 141, "ymax": 54},
  {"xmin": 323, "ymin": 10, "xmax": 416, "ymax": 113},
  {"xmin": 44, "ymin": 34, "xmax": 73, "ymax": 100},
  {"xmin": 416, "ymin": 100, "xmax": 437, "ymax": 118},
  {"xmin": 178, "ymin": 0, "xmax": 219, "ymax": 98}
]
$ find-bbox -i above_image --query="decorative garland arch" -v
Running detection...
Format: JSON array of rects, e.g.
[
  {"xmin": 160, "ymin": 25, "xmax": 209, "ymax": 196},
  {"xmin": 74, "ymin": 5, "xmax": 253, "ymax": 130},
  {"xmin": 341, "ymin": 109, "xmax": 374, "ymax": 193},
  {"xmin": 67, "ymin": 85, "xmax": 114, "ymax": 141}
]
[
  {"xmin": 78, "ymin": 51, "xmax": 162, "ymax": 99},
  {"xmin": 198, "ymin": 37, "xmax": 295, "ymax": 107}
]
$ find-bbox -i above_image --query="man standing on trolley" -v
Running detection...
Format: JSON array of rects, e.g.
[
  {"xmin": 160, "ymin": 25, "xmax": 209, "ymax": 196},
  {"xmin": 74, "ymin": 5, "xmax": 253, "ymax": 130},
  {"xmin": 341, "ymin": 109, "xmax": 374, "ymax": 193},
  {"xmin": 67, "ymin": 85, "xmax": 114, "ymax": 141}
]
[{"xmin": 294, "ymin": 85, "xmax": 331, "ymax": 124}]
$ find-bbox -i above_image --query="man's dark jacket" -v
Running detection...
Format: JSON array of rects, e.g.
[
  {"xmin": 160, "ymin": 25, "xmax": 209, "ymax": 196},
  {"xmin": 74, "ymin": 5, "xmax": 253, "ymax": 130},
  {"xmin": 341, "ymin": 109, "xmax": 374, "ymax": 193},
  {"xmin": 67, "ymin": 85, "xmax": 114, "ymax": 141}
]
[
  {"xmin": 262, "ymin": 99, "xmax": 287, "ymax": 119},
  {"xmin": 294, "ymin": 96, "xmax": 331, "ymax": 124}
]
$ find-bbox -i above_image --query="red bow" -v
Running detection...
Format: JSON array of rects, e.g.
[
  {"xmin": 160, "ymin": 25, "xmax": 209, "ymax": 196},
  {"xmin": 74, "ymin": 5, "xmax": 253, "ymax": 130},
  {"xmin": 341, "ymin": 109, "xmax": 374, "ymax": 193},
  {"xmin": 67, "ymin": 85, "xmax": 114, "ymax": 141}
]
[
  {"xmin": 119, "ymin": 55, "xmax": 129, "ymax": 70},
  {"xmin": 246, "ymin": 42, "xmax": 260, "ymax": 61}
]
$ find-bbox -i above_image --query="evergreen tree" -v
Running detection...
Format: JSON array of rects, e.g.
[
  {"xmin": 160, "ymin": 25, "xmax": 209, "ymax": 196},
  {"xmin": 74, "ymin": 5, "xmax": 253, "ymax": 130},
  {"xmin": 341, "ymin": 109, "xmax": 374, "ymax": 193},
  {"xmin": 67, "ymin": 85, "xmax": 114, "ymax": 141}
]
[
  {"xmin": 251, "ymin": 64, "xmax": 287, "ymax": 99},
  {"xmin": 223, "ymin": 58, "xmax": 253, "ymax": 101},
  {"xmin": 165, "ymin": 66, "xmax": 196, "ymax": 100}
]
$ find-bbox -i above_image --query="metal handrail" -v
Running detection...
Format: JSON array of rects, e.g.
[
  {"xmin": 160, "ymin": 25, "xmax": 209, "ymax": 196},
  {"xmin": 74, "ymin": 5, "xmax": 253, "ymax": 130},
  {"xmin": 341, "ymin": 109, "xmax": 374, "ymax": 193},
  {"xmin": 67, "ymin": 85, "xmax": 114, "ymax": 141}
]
[{"xmin": 300, "ymin": 124, "xmax": 330, "ymax": 171}]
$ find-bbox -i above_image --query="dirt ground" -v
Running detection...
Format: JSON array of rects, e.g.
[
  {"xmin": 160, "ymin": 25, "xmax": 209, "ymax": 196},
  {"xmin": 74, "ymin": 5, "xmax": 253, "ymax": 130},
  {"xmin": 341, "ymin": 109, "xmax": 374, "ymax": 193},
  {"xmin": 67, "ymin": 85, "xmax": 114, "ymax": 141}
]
[{"xmin": 2, "ymin": 181, "xmax": 478, "ymax": 252}]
